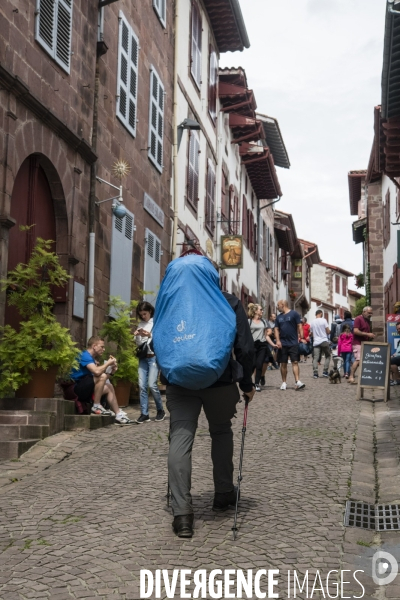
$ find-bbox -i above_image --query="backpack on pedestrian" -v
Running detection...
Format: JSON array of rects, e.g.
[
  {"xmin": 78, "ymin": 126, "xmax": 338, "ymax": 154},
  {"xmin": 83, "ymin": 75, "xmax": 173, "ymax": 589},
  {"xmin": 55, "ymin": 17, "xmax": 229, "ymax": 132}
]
[
  {"xmin": 332, "ymin": 322, "xmax": 342, "ymax": 343},
  {"xmin": 152, "ymin": 255, "xmax": 237, "ymax": 390}
]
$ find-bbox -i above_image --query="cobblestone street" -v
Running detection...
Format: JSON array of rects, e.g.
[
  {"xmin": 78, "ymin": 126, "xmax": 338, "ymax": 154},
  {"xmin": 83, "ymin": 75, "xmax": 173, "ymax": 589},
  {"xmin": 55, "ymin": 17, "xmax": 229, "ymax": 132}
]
[{"xmin": 1, "ymin": 365, "xmax": 400, "ymax": 599}]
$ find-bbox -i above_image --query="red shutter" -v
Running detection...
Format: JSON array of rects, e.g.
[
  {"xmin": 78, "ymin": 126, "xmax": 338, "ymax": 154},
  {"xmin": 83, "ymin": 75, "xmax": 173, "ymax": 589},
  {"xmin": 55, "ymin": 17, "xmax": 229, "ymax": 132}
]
[
  {"xmin": 242, "ymin": 195, "xmax": 247, "ymax": 241},
  {"xmin": 191, "ymin": 2, "xmax": 202, "ymax": 88},
  {"xmin": 206, "ymin": 159, "xmax": 215, "ymax": 232},
  {"xmin": 187, "ymin": 131, "xmax": 199, "ymax": 208},
  {"xmin": 342, "ymin": 278, "xmax": 347, "ymax": 297},
  {"xmin": 233, "ymin": 194, "xmax": 239, "ymax": 234},
  {"xmin": 335, "ymin": 275, "xmax": 340, "ymax": 294},
  {"xmin": 208, "ymin": 46, "xmax": 217, "ymax": 124}
]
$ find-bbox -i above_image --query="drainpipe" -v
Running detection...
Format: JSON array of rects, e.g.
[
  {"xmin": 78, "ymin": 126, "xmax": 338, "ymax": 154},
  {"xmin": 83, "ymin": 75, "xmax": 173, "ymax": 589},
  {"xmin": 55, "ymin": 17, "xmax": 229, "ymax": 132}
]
[
  {"xmin": 87, "ymin": 62, "xmax": 100, "ymax": 342},
  {"xmin": 257, "ymin": 200, "xmax": 260, "ymax": 301},
  {"xmin": 171, "ymin": 1, "xmax": 179, "ymax": 259}
]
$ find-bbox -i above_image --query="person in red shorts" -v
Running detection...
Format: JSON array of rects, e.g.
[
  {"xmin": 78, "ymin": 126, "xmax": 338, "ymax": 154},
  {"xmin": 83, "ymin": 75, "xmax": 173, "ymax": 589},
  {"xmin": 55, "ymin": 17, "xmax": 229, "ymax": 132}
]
[{"xmin": 348, "ymin": 306, "xmax": 375, "ymax": 384}]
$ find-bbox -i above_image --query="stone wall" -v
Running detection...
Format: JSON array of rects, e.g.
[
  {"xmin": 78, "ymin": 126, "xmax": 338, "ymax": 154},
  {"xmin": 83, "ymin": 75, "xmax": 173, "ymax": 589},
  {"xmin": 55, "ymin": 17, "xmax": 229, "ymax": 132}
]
[{"xmin": 367, "ymin": 181, "xmax": 385, "ymax": 341}]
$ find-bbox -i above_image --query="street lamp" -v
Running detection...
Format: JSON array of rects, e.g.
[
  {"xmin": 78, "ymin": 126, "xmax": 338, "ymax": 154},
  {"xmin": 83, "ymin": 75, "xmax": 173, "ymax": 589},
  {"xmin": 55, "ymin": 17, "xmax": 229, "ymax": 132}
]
[
  {"xmin": 177, "ymin": 118, "xmax": 201, "ymax": 150},
  {"xmin": 95, "ymin": 176, "xmax": 127, "ymax": 219}
]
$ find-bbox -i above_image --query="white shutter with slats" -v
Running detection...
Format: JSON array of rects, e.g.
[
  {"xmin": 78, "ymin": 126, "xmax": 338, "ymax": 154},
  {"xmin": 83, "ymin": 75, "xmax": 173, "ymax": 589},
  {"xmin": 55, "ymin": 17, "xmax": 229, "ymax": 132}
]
[
  {"xmin": 109, "ymin": 210, "xmax": 134, "ymax": 315},
  {"xmin": 35, "ymin": 0, "xmax": 73, "ymax": 74},
  {"xmin": 153, "ymin": 0, "xmax": 166, "ymax": 27},
  {"xmin": 191, "ymin": 2, "xmax": 202, "ymax": 89},
  {"xmin": 148, "ymin": 68, "xmax": 164, "ymax": 173},
  {"xmin": 55, "ymin": 0, "xmax": 73, "ymax": 71},
  {"xmin": 188, "ymin": 131, "xmax": 200, "ymax": 206},
  {"xmin": 117, "ymin": 12, "xmax": 139, "ymax": 137},
  {"xmin": 144, "ymin": 228, "xmax": 161, "ymax": 305}
]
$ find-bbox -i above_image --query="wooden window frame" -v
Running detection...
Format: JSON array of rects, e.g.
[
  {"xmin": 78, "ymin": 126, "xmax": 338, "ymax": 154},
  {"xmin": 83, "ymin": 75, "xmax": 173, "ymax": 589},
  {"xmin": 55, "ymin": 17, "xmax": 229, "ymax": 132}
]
[{"xmin": 190, "ymin": 1, "xmax": 202, "ymax": 90}]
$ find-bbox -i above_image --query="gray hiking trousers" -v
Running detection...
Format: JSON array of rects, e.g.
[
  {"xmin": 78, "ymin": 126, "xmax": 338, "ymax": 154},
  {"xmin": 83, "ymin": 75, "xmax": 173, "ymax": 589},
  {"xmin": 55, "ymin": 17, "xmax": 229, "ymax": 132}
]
[{"xmin": 166, "ymin": 383, "xmax": 240, "ymax": 516}]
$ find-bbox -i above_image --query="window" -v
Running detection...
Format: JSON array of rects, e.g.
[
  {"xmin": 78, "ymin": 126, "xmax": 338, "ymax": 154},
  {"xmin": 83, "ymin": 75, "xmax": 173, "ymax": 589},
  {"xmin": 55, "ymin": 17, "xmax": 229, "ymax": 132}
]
[
  {"xmin": 144, "ymin": 229, "xmax": 161, "ymax": 304},
  {"xmin": 148, "ymin": 68, "xmax": 165, "ymax": 172},
  {"xmin": 281, "ymin": 251, "xmax": 287, "ymax": 282},
  {"xmin": 233, "ymin": 193, "xmax": 239, "ymax": 234},
  {"xmin": 205, "ymin": 159, "xmax": 216, "ymax": 233},
  {"xmin": 342, "ymin": 277, "xmax": 347, "ymax": 297},
  {"xmin": 229, "ymin": 185, "xmax": 235, "ymax": 233},
  {"xmin": 220, "ymin": 272, "xmax": 227, "ymax": 292},
  {"xmin": 109, "ymin": 210, "xmax": 134, "ymax": 315},
  {"xmin": 208, "ymin": 46, "xmax": 218, "ymax": 124},
  {"xmin": 190, "ymin": 2, "xmax": 202, "ymax": 89},
  {"xmin": 117, "ymin": 12, "xmax": 139, "ymax": 137},
  {"xmin": 335, "ymin": 274, "xmax": 340, "ymax": 294},
  {"xmin": 187, "ymin": 131, "xmax": 200, "ymax": 208},
  {"xmin": 35, "ymin": 0, "xmax": 73, "ymax": 73},
  {"xmin": 269, "ymin": 231, "xmax": 274, "ymax": 272},
  {"xmin": 153, "ymin": 0, "xmax": 166, "ymax": 27}
]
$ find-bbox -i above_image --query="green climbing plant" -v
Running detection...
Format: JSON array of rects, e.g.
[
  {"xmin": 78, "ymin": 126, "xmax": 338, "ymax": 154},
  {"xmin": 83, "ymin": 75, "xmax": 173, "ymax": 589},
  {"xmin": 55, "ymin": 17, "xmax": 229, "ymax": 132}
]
[{"xmin": 99, "ymin": 297, "xmax": 139, "ymax": 383}]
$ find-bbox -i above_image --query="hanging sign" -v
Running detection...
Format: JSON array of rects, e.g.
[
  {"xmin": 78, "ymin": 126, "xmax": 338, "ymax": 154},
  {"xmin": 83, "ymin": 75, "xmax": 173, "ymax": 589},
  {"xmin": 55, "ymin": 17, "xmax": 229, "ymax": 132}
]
[
  {"xmin": 386, "ymin": 314, "xmax": 400, "ymax": 354},
  {"xmin": 220, "ymin": 235, "xmax": 243, "ymax": 269},
  {"xmin": 293, "ymin": 259, "xmax": 302, "ymax": 278}
]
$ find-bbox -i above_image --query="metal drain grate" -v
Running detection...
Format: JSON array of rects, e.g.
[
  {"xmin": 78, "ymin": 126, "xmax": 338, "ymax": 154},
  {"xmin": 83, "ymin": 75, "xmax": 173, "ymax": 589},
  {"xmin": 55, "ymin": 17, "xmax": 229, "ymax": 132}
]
[
  {"xmin": 376, "ymin": 504, "xmax": 400, "ymax": 531},
  {"xmin": 345, "ymin": 501, "xmax": 400, "ymax": 531},
  {"xmin": 345, "ymin": 501, "xmax": 376, "ymax": 530}
]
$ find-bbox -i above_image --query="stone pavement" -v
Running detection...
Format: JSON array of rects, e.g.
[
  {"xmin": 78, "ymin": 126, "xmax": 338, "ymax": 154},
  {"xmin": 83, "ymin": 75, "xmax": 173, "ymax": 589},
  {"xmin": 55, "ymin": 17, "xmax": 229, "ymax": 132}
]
[{"xmin": 1, "ymin": 363, "xmax": 400, "ymax": 599}]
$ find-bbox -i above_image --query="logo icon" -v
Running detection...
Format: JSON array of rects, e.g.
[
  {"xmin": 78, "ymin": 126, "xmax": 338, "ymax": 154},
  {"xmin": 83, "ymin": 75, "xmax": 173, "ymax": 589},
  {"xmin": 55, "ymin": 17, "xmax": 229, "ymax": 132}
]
[
  {"xmin": 176, "ymin": 320, "xmax": 186, "ymax": 333},
  {"xmin": 372, "ymin": 551, "xmax": 398, "ymax": 585},
  {"xmin": 371, "ymin": 348, "xmax": 381, "ymax": 353}
]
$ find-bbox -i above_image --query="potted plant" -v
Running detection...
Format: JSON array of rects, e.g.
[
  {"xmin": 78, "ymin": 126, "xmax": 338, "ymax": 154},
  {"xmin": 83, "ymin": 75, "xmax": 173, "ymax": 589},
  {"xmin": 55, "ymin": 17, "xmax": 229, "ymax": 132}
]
[
  {"xmin": 289, "ymin": 289, "xmax": 297, "ymax": 301},
  {"xmin": 354, "ymin": 273, "xmax": 365, "ymax": 289},
  {"xmin": 0, "ymin": 238, "xmax": 79, "ymax": 398},
  {"xmin": 99, "ymin": 297, "xmax": 139, "ymax": 407}
]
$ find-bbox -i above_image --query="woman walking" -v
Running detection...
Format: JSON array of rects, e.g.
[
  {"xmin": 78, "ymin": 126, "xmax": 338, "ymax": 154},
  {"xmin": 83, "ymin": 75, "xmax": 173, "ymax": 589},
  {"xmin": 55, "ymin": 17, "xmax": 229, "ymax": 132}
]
[
  {"xmin": 337, "ymin": 324, "xmax": 353, "ymax": 378},
  {"xmin": 134, "ymin": 301, "xmax": 165, "ymax": 423},
  {"xmin": 248, "ymin": 304, "xmax": 276, "ymax": 392}
]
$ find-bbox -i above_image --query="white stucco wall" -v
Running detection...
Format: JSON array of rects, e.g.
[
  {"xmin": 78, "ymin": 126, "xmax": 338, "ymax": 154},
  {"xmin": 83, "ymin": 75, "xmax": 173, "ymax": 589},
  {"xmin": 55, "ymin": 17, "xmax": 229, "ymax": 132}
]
[{"xmin": 382, "ymin": 175, "xmax": 398, "ymax": 286}]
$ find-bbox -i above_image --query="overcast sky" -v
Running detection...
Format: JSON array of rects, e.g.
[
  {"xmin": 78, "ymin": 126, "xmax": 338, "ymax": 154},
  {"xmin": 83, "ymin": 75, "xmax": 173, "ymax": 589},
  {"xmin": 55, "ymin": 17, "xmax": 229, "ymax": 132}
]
[{"xmin": 220, "ymin": 0, "xmax": 386, "ymax": 290}]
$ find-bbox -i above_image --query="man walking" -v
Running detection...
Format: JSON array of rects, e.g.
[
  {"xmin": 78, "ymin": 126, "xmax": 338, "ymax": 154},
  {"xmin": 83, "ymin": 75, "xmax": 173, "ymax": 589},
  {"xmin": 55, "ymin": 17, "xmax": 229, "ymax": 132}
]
[
  {"xmin": 274, "ymin": 300, "xmax": 305, "ymax": 390},
  {"xmin": 310, "ymin": 310, "xmax": 331, "ymax": 378},
  {"xmin": 348, "ymin": 306, "xmax": 375, "ymax": 384},
  {"xmin": 156, "ymin": 256, "xmax": 255, "ymax": 539}
]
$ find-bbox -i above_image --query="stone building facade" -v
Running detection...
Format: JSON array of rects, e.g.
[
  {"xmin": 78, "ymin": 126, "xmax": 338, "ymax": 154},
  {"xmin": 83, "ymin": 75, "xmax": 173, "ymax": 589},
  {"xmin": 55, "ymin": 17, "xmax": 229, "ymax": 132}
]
[{"xmin": 0, "ymin": 0, "xmax": 173, "ymax": 345}]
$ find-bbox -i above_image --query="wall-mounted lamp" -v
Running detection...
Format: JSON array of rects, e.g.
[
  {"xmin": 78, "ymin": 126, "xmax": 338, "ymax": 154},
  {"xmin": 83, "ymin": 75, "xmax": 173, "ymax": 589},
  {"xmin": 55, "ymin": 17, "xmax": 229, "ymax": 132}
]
[
  {"xmin": 281, "ymin": 269, "xmax": 291, "ymax": 275},
  {"xmin": 177, "ymin": 118, "xmax": 201, "ymax": 150},
  {"xmin": 95, "ymin": 176, "xmax": 127, "ymax": 218}
]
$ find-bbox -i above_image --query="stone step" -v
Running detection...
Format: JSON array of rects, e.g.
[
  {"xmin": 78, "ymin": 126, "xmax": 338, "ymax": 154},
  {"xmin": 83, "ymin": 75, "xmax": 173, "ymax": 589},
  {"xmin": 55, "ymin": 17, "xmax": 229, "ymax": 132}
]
[
  {"xmin": 64, "ymin": 414, "xmax": 115, "ymax": 430},
  {"xmin": 0, "ymin": 398, "xmax": 75, "ymax": 415},
  {"xmin": 0, "ymin": 424, "xmax": 50, "ymax": 441},
  {"xmin": 0, "ymin": 410, "xmax": 56, "ymax": 426},
  {"xmin": 0, "ymin": 439, "xmax": 40, "ymax": 460}
]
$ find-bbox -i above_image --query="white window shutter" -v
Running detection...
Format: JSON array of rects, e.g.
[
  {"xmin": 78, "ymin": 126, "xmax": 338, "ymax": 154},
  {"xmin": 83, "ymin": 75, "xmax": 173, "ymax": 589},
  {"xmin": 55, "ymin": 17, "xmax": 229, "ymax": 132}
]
[
  {"xmin": 55, "ymin": 0, "xmax": 73, "ymax": 72},
  {"xmin": 148, "ymin": 68, "xmax": 164, "ymax": 173},
  {"xmin": 117, "ymin": 12, "xmax": 139, "ymax": 137},
  {"xmin": 259, "ymin": 216, "xmax": 263, "ymax": 260},
  {"xmin": 191, "ymin": 3, "xmax": 202, "ymax": 89},
  {"xmin": 144, "ymin": 228, "xmax": 162, "ymax": 305},
  {"xmin": 109, "ymin": 210, "xmax": 134, "ymax": 315},
  {"xmin": 35, "ymin": 0, "xmax": 55, "ymax": 57},
  {"xmin": 153, "ymin": 0, "xmax": 166, "ymax": 27}
]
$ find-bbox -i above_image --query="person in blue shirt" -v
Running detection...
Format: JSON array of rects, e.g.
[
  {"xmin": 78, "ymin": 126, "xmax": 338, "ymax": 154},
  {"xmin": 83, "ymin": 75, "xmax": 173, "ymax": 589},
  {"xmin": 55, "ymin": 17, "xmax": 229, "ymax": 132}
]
[
  {"xmin": 274, "ymin": 299, "xmax": 305, "ymax": 391},
  {"xmin": 70, "ymin": 336, "xmax": 133, "ymax": 424}
]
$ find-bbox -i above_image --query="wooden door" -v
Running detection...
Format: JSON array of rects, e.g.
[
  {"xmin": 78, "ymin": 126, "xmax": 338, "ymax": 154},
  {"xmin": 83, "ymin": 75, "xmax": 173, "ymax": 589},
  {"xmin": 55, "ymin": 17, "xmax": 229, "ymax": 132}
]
[{"xmin": 5, "ymin": 155, "xmax": 56, "ymax": 328}]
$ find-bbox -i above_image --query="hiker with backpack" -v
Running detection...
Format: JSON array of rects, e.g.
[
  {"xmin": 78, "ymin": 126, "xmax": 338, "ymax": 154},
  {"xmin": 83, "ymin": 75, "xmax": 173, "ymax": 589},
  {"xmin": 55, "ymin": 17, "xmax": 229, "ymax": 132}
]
[
  {"xmin": 134, "ymin": 301, "xmax": 165, "ymax": 424},
  {"xmin": 152, "ymin": 254, "xmax": 255, "ymax": 539},
  {"xmin": 310, "ymin": 309, "xmax": 331, "ymax": 379},
  {"xmin": 247, "ymin": 303, "xmax": 277, "ymax": 391},
  {"xmin": 330, "ymin": 315, "xmax": 343, "ymax": 350}
]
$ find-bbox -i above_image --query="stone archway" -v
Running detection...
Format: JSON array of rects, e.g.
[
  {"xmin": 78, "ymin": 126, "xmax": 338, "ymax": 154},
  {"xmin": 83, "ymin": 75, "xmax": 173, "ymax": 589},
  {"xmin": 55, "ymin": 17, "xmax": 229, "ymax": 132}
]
[{"xmin": 5, "ymin": 153, "xmax": 69, "ymax": 328}]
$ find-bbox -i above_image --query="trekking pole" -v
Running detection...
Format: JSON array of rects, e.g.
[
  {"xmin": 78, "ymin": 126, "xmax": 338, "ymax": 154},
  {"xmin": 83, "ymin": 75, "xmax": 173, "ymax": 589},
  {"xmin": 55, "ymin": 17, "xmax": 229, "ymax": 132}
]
[
  {"xmin": 166, "ymin": 422, "xmax": 171, "ymax": 508},
  {"xmin": 232, "ymin": 397, "xmax": 249, "ymax": 540}
]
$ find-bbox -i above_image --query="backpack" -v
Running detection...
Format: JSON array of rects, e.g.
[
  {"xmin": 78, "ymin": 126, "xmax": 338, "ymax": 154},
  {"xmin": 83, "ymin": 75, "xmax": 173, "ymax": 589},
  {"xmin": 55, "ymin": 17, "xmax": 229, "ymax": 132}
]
[
  {"xmin": 332, "ymin": 322, "xmax": 342, "ymax": 343},
  {"xmin": 152, "ymin": 255, "xmax": 237, "ymax": 390}
]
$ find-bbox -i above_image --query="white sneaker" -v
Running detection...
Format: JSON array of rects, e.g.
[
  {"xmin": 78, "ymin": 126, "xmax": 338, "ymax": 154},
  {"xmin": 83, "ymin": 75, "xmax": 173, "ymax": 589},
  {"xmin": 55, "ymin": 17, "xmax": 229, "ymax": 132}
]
[
  {"xmin": 295, "ymin": 380, "xmax": 305, "ymax": 390},
  {"xmin": 92, "ymin": 404, "xmax": 112, "ymax": 416},
  {"xmin": 280, "ymin": 382, "xmax": 287, "ymax": 390}
]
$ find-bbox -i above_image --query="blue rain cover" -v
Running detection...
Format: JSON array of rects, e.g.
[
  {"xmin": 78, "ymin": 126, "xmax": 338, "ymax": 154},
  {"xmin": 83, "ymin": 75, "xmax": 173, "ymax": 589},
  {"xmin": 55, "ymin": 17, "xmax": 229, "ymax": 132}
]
[{"xmin": 153, "ymin": 255, "xmax": 237, "ymax": 390}]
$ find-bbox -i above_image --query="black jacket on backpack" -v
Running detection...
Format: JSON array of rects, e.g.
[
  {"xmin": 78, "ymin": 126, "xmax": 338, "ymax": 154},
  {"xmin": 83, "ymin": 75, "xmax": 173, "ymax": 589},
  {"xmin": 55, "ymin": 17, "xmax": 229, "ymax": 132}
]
[{"xmin": 159, "ymin": 292, "xmax": 254, "ymax": 393}]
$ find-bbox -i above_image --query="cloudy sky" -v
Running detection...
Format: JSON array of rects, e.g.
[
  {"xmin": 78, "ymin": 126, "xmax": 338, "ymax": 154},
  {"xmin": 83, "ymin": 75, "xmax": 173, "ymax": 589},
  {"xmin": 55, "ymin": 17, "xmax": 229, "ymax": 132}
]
[{"xmin": 220, "ymin": 0, "xmax": 386, "ymax": 290}]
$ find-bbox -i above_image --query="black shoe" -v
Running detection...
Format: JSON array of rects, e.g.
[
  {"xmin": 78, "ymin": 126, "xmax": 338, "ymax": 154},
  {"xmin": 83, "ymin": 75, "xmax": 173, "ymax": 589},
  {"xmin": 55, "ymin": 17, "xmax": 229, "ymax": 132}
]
[
  {"xmin": 155, "ymin": 409, "xmax": 165, "ymax": 422},
  {"xmin": 322, "ymin": 371, "xmax": 329, "ymax": 378},
  {"xmin": 273, "ymin": 362, "xmax": 279, "ymax": 369},
  {"xmin": 260, "ymin": 376, "xmax": 266, "ymax": 386},
  {"xmin": 172, "ymin": 514, "xmax": 194, "ymax": 538},
  {"xmin": 136, "ymin": 413, "xmax": 150, "ymax": 424},
  {"xmin": 255, "ymin": 384, "xmax": 261, "ymax": 392},
  {"xmin": 212, "ymin": 487, "xmax": 239, "ymax": 512},
  {"xmin": 313, "ymin": 372, "xmax": 319, "ymax": 379}
]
